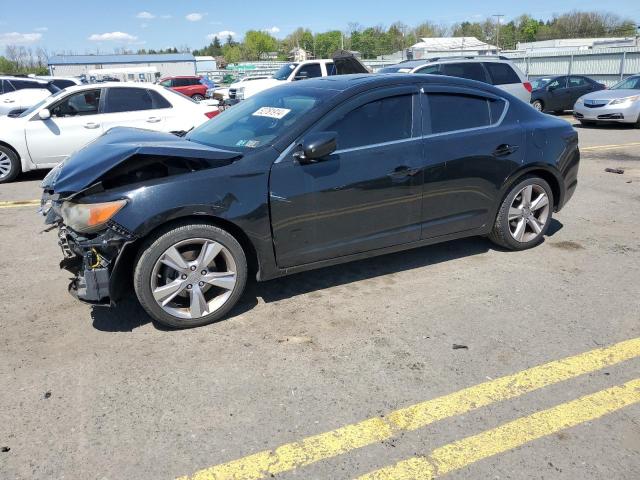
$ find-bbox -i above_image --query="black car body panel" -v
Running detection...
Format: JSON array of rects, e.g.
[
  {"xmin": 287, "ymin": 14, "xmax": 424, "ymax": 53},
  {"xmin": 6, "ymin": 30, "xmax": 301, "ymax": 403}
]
[
  {"xmin": 531, "ymin": 75, "xmax": 606, "ymax": 112},
  {"xmin": 41, "ymin": 74, "xmax": 579, "ymax": 305}
]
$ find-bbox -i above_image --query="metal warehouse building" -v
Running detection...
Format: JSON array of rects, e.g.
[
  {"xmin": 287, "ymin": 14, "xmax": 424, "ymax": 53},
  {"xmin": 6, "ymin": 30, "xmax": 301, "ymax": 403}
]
[{"xmin": 48, "ymin": 53, "xmax": 196, "ymax": 82}]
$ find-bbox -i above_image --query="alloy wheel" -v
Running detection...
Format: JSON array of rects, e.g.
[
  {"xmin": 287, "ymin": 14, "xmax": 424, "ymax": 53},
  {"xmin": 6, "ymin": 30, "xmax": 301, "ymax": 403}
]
[
  {"xmin": 532, "ymin": 101, "xmax": 543, "ymax": 112},
  {"xmin": 150, "ymin": 238, "xmax": 237, "ymax": 319},
  {"xmin": 0, "ymin": 152, "xmax": 12, "ymax": 179},
  {"xmin": 508, "ymin": 184, "xmax": 550, "ymax": 243}
]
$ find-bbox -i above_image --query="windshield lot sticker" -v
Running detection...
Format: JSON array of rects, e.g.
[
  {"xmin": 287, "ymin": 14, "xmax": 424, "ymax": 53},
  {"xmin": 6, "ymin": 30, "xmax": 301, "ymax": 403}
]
[
  {"xmin": 252, "ymin": 107, "xmax": 291, "ymax": 119},
  {"xmin": 245, "ymin": 140, "xmax": 260, "ymax": 148}
]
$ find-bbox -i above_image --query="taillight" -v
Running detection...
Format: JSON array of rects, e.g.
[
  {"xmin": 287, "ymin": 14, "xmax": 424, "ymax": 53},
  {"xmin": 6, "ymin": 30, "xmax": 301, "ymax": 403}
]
[
  {"xmin": 205, "ymin": 110, "xmax": 220, "ymax": 119},
  {"xmin": 523, "ymin": 82, "xmax": 533, "ymax": 93}
]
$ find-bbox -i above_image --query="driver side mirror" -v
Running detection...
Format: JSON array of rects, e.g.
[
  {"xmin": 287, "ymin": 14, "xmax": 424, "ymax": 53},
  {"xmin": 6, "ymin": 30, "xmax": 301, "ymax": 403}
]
[
  {"xmin": 294, "ymin": 131, "xmax": 337, "ymax": 164},
  {"xmin": 38, "ymin": 108, "xmax": 51, "ymax": 120},
  {"xmin": 547, "ymin": 85, "xmax": 558, "ymax": 92}
]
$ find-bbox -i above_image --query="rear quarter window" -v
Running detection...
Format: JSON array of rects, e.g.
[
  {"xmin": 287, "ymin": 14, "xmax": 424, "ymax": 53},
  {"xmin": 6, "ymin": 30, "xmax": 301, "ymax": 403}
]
[
  {"xmin": 484, "ymin": 63, "xmax": 521, "ymax": 85},
  {"xmin": 427, "ymin": 93, "xmax": 506, "ymax": 134}
]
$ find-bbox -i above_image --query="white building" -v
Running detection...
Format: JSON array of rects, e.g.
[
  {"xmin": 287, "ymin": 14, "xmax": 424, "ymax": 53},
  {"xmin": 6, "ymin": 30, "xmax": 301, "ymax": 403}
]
[
  {"xmin": 48, "ymin": 53, "xmax": 197, "ymax": 80},
  {"xmin": 195, "ymin": 56, "xmax": 217, "ymax": 73},
  {"xmin": 516, "ymin": 37, "xmax": 640, "ymax": 54},
  {"xmin": 411, "ymin": 37, "xmax": 498, "ymax": 59},
  {"xmin": 289, "ymin": 47, "xmax": 313, "ymax": 62},
  {"xmin": 378, "ymin": 37, "xmax": 499, "ymax": 62}
]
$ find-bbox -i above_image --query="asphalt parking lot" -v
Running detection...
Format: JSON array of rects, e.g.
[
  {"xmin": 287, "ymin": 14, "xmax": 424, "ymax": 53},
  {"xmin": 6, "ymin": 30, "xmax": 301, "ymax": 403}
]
[{"xmin": 1, "ymin": 116, "xmax": 639, "ymax": 480}]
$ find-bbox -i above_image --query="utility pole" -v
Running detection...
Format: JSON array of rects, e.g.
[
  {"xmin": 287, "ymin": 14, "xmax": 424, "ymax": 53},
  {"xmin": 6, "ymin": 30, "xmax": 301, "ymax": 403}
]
[{"xmin": 493, "ymin": 14, "xmax": 504, "ymax": 52}]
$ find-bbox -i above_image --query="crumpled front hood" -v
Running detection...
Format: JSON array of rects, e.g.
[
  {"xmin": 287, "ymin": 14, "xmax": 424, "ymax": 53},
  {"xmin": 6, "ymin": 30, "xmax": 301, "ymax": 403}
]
[{"xmin": 43, "ymin": 127, "xmax": 242, "ymax": 195}]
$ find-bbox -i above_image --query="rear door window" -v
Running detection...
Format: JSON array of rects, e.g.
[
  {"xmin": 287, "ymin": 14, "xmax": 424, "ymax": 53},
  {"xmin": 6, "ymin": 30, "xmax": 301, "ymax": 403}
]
[
  {"xmin": 105, "ymin": 87, "xmax": 155, "ymax": 113},
  {"xmin": 484, "ymin": 63, "xmax": 520, "ymax": 85},
  {"xmin": 325, "ymin": 94, "xmax": 413, "ymax": 150},
  {"xmin": 441, "ymin": 63, "xmax": 488, "ymax": 83},
  {"xmin": 147, "ymin": 89, "xmax": 172, "ymax": 109},
  {"xmin": 326, "ymin": 62, "xmax": 337, "ymax": 76},
  {"xmin": 427, "ymin": 93, "xmax": 505, "ymax": 134}
]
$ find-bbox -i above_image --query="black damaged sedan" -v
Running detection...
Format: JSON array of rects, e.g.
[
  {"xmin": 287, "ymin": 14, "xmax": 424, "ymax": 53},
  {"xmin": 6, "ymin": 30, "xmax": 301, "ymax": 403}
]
[{"xmin": 41, "ymin": 74, "xmax": 580, "ymax": 328}]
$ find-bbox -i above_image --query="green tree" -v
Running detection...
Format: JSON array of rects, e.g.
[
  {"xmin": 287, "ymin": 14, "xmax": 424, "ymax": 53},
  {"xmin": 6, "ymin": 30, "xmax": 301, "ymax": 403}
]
[
  {"xmin": 243, "ymin": 30, "xmax": 278, "ymax": 60},
  {"xmin": 313, "ymin": 30, "xmax": 342, "ymax": 58}
]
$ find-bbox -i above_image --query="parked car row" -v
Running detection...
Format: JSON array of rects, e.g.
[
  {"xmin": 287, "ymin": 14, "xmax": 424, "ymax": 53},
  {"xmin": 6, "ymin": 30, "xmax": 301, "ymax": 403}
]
[{"xmin": 0, "ymin": 82, "xmax": 220, "ymax": 182}]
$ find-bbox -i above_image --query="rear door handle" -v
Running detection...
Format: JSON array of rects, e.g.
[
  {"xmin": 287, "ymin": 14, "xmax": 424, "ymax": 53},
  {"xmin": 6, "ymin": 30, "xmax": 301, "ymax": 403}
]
[
  {"xmin": 493, "ymin": 144, "xmax": 519, "ymax": 157},
  {"xmin": 388, "ymin": 166, "xmax": 420, "ymax": 178},
  {"xmin": 146, "ymin": 117, "xmax": 161, "ymax": 123},
  {"xmin": 83, "ymin": 122, "xmax": 100, "ymax": 129}
]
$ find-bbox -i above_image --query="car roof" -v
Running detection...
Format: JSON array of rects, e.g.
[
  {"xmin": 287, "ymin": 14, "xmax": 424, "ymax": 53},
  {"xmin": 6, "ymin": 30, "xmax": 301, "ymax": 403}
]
[
  {"xmin": 386, "ymin": 56, "xmax": 513, "ymax": 69},
  {"xmin": 60, "ymin": 82, "xmax": 164, "ymax": 93},
  {"xmin": 298, "ymin": 73, "xmax": 499, "ymax": 93}
]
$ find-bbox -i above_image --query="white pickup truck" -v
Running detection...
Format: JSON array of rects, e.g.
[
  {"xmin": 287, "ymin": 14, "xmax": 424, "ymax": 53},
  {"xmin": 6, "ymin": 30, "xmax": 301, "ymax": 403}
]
[{"xmin": 228, "ymin": 52, "xmax": 369, "ymax": 102}]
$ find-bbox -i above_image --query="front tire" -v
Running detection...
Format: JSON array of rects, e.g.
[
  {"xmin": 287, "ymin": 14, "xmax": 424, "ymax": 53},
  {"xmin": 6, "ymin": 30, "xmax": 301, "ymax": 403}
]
[
  {"xmin": 489, "ymin": 176, "xmax": 554, "ymax": 251},
  {"xmin": 0, "ymin": 146, "xmax": 20, "ymax": 183},
  {"xmin": 192, "ymin": 94, "xmax": 205, "ymax": 102},
  {"xmin": 134, "ymin": 223, "xmax": 247, "ymax": 328},
  {"xmin": 531, "ymin": 100, "xmax": 544, "ymax": 112}
]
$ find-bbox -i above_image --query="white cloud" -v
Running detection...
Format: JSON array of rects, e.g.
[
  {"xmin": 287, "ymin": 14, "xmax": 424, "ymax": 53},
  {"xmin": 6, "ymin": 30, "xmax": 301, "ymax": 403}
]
[
  {"xmin": 34, "ymin": 27, "xmax": 48, "ymax": 32},
  {"xmin": 267, "ymin": 26, "xmax": 280, "ymax": 34},
  {"xmin": 186, "ymin": 13, "xmax": 204, "ymax": 22},
  {"xmin": 136, "ymin": 11, "xmax": 155, "ymax": 19},
  {"xmin": 0, "ymin": 32, "xmax": 42, "ymax": 45},
  {"xmin": 207, "ymin": 30, "xmax": 235, "ymax": 40},
  {"xmin": 88, "ymin": 31, "xmax": 138, "ymax": 42}
]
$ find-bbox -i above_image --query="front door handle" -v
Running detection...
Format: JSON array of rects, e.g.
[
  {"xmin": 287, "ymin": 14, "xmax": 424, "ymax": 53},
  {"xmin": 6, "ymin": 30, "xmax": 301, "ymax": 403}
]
[
  {"xmin": 83, "ymin": 122, "xmax": 100, "ymax": 129},
  {"xmin": 146, "ymin": 117, "xmax": 161, "ymax": 123},
  {"xmin": 493, "ymin": 144, "xmax": 519, "ymax": 157},
  {"xmin": 388, "ymin": 166, "xmax": 420, "ymax": 179}
]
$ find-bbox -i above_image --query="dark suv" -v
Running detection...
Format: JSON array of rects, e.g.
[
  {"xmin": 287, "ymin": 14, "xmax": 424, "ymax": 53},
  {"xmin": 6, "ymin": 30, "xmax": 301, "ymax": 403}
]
[{"xmin": 158, "ymin": 76, "xmax": 207, "ymax": 101}]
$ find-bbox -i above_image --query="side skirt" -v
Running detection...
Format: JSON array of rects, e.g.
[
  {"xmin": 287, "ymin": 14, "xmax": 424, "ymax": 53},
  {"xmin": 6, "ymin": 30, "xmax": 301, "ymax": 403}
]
[{"xmin": 259, "ymin": 226, "xmax": 491, "ymax": 281}]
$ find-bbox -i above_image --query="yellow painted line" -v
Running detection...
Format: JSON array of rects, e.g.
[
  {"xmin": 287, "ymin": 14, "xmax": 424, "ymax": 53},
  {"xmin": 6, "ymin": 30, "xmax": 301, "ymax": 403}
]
[
  {"xmin": 0, "ymin": 200, "xmax": 40, "ymax": 209},
  {"xmin": 356, "ymin": 378, "xmax": 640, "ymax": 480},
  {"xmin": 177, "ymin": 337, "xmax": 640, "ymax": 480},
  {"xmin": 582, "ymin": 142, "xmax": 640, "ymax": 151}
]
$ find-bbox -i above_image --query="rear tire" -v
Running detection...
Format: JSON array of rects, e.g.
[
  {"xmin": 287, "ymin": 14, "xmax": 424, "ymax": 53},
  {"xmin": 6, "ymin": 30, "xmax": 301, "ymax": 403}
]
[
  {"xmin": 489, "ymin": 176, "xmax": 554, "ymax": 251},
  {"xmin": 134, "ymin": 222, "xmax": 247, "ymax": 329},
  {"xmin": 0, "ymin": 145, "xmax": 20, "ymax": 184},
  {"xmin": 531, "ymin": 100, "xmax": 544, "ymax": 112},
  {"xmin": 192, "ymin": 94, "xmax": 205, "ymax": 101}
]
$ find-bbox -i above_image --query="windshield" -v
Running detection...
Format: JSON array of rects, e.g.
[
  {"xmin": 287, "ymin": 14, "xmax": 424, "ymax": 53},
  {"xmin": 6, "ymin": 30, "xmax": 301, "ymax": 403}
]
[
  {"xmin": 186, "ymin": 86, "xmax": 336, "ymax": 151},
  {"xmin": 18, "ymin": 88, "xmax": 67, "ymax": 118},
  {"xmin": 272, "ymin": 63, "xmax": 298, "ymax": 80},
  {"xmin": 611, "ymin": 76, "xmax": 640, "ymax": 90},
  {"xmin": 378, "ymin": 66, "xmax": 414, "ymax": 73},
  {"xmin": 531, "ymin": 78, "xmax": 552, "ymax": 90}
]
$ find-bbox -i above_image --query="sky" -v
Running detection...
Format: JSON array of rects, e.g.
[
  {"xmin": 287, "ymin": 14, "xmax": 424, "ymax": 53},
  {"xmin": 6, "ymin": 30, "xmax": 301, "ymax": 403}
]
[{"xmin": 0, "ymin": 0, "xmax": 639, "ymax": 53}]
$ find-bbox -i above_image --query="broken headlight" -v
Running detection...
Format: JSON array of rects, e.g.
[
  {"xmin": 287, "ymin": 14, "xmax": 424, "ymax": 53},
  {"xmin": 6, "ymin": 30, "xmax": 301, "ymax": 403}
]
[{"xmin": 60, "ymin": 200, "xmax": 127, "ymax": 234}]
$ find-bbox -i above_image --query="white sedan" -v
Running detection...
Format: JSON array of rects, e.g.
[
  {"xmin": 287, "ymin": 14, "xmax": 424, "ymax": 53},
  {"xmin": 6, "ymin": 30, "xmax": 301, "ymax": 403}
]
[{"xmin": 0, "ymin": 82, "xmax": 220, "ymax": 183}]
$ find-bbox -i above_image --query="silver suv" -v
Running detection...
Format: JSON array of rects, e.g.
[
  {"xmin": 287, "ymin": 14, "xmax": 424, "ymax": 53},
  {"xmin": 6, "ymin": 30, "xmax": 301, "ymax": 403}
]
[{"xmin": 379, "ymin": 56, "xmax": 532, "ymax": 103}]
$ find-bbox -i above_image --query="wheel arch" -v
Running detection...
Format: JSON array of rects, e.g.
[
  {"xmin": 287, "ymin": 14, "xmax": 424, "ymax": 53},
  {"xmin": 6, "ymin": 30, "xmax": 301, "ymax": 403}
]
[
  {"xmin": 500, "ymin": 165, "xmax": 563, "ymax": 211},
  {"xmin": 109, "ymin": 214, "xmax": 260, "ymax": 303}
]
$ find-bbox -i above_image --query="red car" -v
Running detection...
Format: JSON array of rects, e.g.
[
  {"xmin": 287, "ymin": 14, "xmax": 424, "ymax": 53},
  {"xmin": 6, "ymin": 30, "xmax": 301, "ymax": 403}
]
[{"xmin": 158, "ymin": 76, "xmax": 207, "ymax": 101}]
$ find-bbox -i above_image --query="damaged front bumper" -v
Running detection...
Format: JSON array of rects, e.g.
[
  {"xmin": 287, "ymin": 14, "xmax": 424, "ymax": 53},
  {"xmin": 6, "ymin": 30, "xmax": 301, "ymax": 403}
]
[
  {"xmin": 57, "ymin": 223, "xmax": 134, "ymax": 304},
  {"xmin": 42, "ymin": 192, "xmax": 135, "ymax": 304}
]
